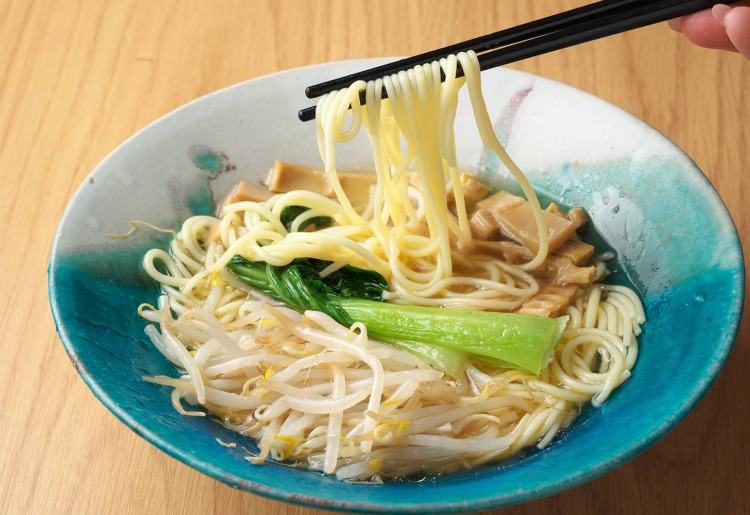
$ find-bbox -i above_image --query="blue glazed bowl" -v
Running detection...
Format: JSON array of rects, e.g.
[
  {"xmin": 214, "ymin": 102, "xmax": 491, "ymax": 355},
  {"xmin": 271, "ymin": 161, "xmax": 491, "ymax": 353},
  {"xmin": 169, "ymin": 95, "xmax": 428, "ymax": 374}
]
[{"xmin": 49, "ymin": 59, "xmax": 744, "ymax": 513}]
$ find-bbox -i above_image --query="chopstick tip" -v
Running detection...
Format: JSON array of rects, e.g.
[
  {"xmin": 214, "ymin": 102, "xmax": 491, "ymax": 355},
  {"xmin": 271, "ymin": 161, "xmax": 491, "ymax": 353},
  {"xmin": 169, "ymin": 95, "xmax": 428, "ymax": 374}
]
[{"xmin": 298, "ymin": 106, "xmax": 316, "ymax": 122}]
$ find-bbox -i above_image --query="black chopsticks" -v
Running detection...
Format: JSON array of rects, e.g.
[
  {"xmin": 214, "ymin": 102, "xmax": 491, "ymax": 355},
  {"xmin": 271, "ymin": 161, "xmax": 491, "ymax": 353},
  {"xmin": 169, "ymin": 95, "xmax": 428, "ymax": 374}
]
[{"xmin": 299, "ymin": 0, "xmax": 738, "ymax": 122}]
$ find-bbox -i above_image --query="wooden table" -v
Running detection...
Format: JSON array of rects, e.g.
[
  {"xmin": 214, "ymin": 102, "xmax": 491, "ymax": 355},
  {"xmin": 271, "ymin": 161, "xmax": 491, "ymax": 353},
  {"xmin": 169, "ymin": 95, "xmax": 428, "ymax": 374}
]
[{"xmin": 2, "ymin": 1, "xmax": 748, "ymax": 513}]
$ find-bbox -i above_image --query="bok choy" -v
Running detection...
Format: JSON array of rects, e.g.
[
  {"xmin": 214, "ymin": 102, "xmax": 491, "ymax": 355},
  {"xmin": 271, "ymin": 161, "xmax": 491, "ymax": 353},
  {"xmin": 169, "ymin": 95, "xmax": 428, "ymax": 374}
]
[{"xmin": 226, "ymin": 256, "xmax": 566, "ymax": 375}]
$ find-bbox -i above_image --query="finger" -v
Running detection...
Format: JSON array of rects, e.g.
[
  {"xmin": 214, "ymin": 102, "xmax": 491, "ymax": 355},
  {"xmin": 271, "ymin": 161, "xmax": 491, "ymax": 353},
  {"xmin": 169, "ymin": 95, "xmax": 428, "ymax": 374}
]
[
  {"xmin": 679, "ymin": 8, "xmax": 738, "ymax": 51},
  {"xmin": 668, "ymin": 17, "xmax": 683, "ymax": 32},
  {"xmin": 718, "ymin": 5, "xmax": 750, "ymax": 59},
  {"xmin": 671, "ymin": 1, "xmax": 750, "ymax": 52}
]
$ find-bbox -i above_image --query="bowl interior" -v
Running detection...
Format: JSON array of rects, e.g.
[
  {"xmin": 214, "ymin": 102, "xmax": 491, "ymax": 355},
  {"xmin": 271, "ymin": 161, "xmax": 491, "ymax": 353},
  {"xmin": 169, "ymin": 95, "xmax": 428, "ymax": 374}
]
[{"xmin": 49, "ymin": 59, "xmax": 744, "ymax": 513}]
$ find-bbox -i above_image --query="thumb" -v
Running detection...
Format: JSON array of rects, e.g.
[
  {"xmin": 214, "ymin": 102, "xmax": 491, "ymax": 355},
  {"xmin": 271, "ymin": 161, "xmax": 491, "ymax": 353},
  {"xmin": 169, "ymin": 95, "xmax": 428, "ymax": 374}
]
[{"xmin": 713, "ymin": 4, "xmax": 750, "ymax": 59}]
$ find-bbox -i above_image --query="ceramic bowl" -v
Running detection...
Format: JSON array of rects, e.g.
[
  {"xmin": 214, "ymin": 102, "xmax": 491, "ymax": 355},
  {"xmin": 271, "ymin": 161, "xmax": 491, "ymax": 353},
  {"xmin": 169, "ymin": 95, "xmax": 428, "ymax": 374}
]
[{"xmin": 49, "ymin": 59, "xmax": 744, "ymax": 513}]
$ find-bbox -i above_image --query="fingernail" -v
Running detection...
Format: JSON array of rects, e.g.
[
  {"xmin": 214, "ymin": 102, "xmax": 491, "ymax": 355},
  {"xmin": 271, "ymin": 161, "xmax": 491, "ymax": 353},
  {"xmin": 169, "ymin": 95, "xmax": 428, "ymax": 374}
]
[{"xmin": 712, "ymin": 4, "xmax": 732, "ymax": 27}]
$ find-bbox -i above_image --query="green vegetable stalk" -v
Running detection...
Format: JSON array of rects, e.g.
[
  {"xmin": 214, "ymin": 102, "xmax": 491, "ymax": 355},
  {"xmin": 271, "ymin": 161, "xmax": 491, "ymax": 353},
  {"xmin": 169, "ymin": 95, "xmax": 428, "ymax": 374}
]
[{"xmin": 226, "ymin": 256, "xmax": 566, "ymax": 376}]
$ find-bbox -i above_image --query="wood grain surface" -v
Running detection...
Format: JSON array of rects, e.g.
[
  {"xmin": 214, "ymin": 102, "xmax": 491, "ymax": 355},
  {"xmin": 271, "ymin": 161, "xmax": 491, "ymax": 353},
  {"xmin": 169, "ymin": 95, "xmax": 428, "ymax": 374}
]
[{"xmin": 1, "ymin": 1, "xmax": 748, "ymax": 513}]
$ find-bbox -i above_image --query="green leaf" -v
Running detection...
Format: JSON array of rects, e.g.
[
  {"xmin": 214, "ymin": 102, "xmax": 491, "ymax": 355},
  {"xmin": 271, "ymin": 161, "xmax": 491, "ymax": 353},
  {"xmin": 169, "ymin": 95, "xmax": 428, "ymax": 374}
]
[
  {"xmin": 281, "ymin": 263, "xmax": 354, "ymax": 325},
  {"xmin": 279, "ymin": 206, "xmax": 332, "ymax": 231},
  {"xmin": 225, "ymin": 256, "xmax": 276, "ymax": 298},
  {"xmin": 306, "ymin": 260, "xmax": 389, "ymax": 301}
]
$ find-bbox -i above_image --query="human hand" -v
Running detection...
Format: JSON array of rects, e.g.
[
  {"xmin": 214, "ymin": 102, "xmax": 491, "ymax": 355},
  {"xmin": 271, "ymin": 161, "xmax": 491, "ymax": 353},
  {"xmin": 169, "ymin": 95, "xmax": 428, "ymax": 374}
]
[{"xmin": 668, "ymin": 2, "xmax": 750, "ymax": 59}]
